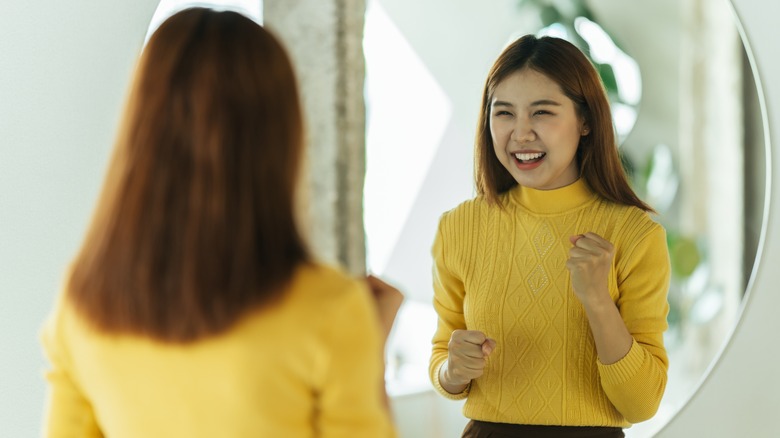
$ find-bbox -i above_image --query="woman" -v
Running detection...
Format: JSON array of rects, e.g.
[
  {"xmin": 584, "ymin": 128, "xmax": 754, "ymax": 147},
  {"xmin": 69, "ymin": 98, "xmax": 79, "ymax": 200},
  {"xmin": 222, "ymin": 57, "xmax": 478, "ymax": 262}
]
[
  {"xmin": 41, "ymin": 7, "xmax": 399, "ymax": 437},
  {"xmin": 429, "ymin": 35, "xmax": 669, "ymax": 437}
]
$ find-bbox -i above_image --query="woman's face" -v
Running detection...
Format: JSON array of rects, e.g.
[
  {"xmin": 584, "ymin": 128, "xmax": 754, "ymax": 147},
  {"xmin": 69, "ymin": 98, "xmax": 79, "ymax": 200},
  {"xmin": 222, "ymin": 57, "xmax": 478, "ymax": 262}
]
[{"xmin": 490, "ymin": 68, "xmax": 588, "ymax": 191}]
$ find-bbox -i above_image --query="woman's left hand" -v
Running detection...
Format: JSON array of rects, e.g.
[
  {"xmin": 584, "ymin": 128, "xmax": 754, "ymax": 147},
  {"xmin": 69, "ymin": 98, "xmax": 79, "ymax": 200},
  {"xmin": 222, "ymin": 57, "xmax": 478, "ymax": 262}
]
[
  {"xmin": 566, "ymin": 232, "xmax": 614, "ymax": 307},
  {"xmin": 365, "ymin": 275, "xmax": 404, "ymax": 343}
]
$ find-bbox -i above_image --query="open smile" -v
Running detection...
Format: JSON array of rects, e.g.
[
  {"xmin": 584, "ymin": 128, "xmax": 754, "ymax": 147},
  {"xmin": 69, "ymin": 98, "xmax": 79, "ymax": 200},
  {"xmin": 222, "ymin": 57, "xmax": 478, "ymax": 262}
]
[{"xmin": 514, "ymin": 151, "xmax": 546, "ymax": 163}]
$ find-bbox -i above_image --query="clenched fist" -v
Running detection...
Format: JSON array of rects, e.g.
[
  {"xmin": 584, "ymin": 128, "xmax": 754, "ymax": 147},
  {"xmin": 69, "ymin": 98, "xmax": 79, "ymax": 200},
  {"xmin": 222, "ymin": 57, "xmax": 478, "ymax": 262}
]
[
  {"xmin": 440, "ymin": 330, "xmax": 496, "ymax": 394},
  {"xmin": 566, "ymin": 232, "xmax": 614, "ymax": 307}
]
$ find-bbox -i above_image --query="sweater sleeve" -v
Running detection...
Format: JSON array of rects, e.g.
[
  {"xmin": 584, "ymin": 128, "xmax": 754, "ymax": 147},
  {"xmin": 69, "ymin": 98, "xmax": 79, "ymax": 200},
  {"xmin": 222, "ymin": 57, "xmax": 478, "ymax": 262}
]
[
  {"xmin": 597, "ymin": 222, "xmax": 670, "ymax": 423},
  {"xmin": 316, "ymin": 280, "xmax": 396, "ymax": 438},
  {"xmin": 428, "ymin": 212, "xmax": 470, "ymax": 400},
  {"xmin": 41, "ymin": 295, "xmax": 104, "ymax": 438}
]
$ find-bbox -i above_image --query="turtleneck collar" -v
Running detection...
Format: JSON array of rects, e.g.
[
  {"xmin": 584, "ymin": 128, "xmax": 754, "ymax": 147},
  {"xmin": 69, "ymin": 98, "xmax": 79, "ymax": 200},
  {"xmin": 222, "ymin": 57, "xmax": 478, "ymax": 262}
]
[{"xmin": 507, "ymin": 178, "xmax": 597, "ymax": 214}]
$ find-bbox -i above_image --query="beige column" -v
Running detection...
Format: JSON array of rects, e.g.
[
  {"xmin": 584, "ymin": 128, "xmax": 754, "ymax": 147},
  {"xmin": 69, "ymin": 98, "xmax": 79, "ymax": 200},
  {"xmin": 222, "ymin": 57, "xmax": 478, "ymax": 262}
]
[
  {"xmin": 264, "ymin": 0, "xmax": 367, "ymax": 274},
  {"xmin": 678, "ymin": 0, "xmax": 743, "ymax": 373}
]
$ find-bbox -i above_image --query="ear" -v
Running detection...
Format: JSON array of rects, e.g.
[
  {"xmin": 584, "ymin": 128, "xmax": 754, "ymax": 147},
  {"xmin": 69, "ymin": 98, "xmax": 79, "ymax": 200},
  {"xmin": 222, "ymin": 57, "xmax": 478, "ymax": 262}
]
[{"xmin": 581, "ymin": 124, "xmax": 590, "ymax": 136}]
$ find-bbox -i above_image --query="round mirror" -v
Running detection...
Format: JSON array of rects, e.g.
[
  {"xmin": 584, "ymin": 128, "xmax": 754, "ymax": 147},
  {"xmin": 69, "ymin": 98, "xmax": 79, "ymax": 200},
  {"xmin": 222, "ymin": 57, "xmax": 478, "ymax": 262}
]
[{"xmin": 363, "ymin": 0, "xmax": 767, "ymax": 436}]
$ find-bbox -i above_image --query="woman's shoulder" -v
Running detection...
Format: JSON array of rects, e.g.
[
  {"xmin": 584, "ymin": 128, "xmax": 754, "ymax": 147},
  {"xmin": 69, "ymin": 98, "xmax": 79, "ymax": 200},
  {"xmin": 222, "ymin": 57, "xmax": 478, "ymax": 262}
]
[
  {"xmin": 614, "ymin": 202, "xmax": 663, "ymax": 231},
  {"xmin": 599, "ymin": 201, "xmax": 666, "ymax": 247},
  {"xmin": 233, "ymin": 262, "xmax": 374, "ymax": 338},
  {"xmin": 287, "ymin": 262, "xmax": 370, "ymax": 308},
  {"xmin": 281, "ymin": 263, "xmax": 379, "ymax": 343}
]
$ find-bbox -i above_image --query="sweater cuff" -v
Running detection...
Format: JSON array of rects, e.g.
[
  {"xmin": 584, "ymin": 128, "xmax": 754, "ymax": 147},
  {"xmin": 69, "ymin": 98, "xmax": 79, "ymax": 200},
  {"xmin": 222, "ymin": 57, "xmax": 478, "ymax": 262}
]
[
  {"xmin": 597, "ymin": 338, "xmax": 645, "ymax": 386},
  {"xmin": 431, "ymin": 360, "xmax": 470, "ymax": 400}
]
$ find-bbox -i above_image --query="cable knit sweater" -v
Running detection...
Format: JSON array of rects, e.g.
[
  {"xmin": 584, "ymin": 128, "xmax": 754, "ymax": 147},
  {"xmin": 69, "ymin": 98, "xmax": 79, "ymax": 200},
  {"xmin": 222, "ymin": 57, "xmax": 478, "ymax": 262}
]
[{"xmin": 429, "ymin": 179, "xmax": 670, "ymax": 427}]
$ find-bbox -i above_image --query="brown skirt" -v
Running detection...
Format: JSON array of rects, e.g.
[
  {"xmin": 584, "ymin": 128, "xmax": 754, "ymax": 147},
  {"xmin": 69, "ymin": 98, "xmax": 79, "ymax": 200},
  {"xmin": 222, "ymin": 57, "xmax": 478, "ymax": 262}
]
[{"xmin": 461, "ymin": 420, "xmax": 625, "ymax": 438}]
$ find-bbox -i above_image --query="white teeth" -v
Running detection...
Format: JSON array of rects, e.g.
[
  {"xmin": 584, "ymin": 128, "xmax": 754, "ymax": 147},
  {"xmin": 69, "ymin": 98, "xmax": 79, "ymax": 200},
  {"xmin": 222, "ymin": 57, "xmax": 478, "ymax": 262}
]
[{"xmin": 514, "ymin": 152, "xmax": 545, "ymax": 161}]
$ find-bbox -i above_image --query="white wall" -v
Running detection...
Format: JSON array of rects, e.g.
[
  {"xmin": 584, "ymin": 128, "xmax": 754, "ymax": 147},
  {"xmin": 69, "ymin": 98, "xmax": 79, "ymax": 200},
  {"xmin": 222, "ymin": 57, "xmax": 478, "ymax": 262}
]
[{"xmin": 0, "ymin": 1, "xmax": 159, "ymax": 435}]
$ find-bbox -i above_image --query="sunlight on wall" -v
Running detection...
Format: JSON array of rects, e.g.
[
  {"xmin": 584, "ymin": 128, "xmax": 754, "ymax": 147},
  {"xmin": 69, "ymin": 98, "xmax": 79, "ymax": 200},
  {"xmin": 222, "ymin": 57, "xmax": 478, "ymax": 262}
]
[{"xmin": 363, "ymin": 0, "xmax": 452, "ymax": 275}]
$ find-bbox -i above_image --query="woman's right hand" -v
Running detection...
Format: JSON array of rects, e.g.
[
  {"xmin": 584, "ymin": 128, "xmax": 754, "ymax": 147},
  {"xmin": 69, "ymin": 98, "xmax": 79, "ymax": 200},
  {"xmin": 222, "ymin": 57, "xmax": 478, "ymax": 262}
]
[{"xmin": 440, "ymin": 330, "xmax": 496, "ymax": 394}]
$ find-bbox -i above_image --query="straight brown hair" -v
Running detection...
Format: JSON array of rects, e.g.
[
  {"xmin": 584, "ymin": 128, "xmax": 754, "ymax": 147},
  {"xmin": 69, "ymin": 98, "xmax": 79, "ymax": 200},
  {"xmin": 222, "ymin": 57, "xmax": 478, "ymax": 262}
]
[
  {"xmin": 475, "ymin": 35, "xmax": 653, "ymax": 212},
  {"xmin": 67, "ymin": 8, "xmax": 310, "ymax": 342}
]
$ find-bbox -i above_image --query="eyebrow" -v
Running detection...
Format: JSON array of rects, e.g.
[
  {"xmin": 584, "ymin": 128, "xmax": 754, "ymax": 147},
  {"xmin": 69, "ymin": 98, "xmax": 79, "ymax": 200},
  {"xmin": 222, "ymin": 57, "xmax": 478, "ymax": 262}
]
[{"xmin": 491, "ymin": 99, "xmax": 563, "ymax": 107}]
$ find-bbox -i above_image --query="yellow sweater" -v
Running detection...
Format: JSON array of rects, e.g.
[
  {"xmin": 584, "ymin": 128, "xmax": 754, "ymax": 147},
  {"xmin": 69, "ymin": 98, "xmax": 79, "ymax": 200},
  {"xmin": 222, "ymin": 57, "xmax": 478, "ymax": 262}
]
[
  {"xmin": 429, "ymin": 179, "xmax": 670, "ymax": 427},
  {"xmin": 41, "ymin": 263, "xmax": 395, "ymax": 438}
]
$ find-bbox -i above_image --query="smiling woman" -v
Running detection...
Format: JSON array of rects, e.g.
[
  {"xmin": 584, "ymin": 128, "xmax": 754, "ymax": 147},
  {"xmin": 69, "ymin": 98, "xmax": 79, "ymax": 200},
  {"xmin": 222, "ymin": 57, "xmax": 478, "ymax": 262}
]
[
  {"xmin": 363, "ymin": 0, "xmax": 767, "ymax": 437},
  {"xmin": 488, "ymin": 69, "xmax": 585, "ymax": 192},
  {"xmin": 427, "ymin": 34, "xmax": 669, "ymax": 437}
]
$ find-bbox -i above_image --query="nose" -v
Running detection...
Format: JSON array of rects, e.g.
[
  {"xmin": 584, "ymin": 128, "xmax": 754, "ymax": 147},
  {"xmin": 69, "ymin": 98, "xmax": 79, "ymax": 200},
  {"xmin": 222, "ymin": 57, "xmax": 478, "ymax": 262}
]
[{"xmin": 511, "ymin": 117, "xmax": 535, "ymax": 143}]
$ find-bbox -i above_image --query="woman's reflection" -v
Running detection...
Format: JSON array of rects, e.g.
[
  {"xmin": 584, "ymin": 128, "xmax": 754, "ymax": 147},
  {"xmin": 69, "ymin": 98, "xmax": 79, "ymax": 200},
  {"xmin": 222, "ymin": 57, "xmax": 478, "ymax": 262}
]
[{"xmin": 428, "ymin": 35, "xmax": 669, "ymax": 438}]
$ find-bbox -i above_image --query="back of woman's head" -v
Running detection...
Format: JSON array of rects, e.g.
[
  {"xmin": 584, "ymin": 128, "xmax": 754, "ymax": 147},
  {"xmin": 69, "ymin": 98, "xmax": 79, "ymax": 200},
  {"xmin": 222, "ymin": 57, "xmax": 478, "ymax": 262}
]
[
  {"xmin": 475, "ymin": 35, "xmax": 651, "ymax": 211},
  {"xmin": 68, "ymin": 7, "xmax": 310, "ymax": 342}
]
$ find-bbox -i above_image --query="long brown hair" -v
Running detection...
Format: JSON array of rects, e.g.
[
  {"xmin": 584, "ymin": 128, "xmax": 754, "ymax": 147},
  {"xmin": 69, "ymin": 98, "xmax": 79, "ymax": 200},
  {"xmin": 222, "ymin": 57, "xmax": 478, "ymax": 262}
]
[
  {"xmin": 67, "ymin": 8, "xmax": 310, "ymax": 342},
  {"xmin": 475, "ymin": 35, "xmax": 652, "ymax": 212}
]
